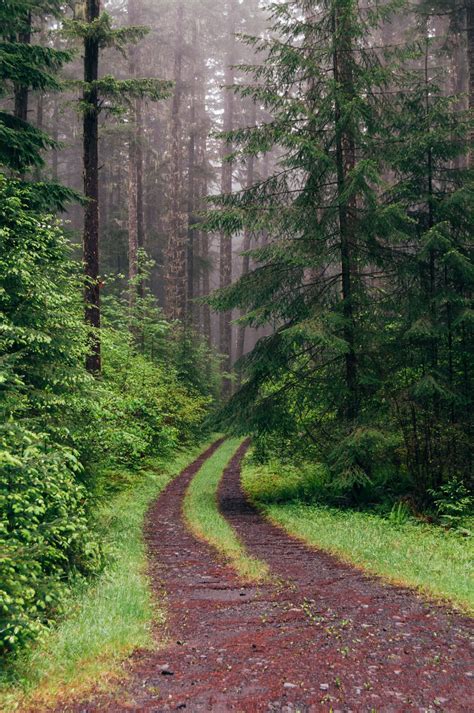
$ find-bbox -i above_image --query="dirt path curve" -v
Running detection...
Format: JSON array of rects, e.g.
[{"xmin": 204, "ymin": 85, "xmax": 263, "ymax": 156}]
[{"xmin": 62, "ymin": 440, "xmax": 473, "ymax": 713}]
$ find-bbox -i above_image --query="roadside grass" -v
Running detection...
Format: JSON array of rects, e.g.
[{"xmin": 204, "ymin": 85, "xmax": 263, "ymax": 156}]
[
  {"xmin": 243, "ymin": 461, "xmax": 474, "ymax": 614},
  {"xmin": 184, "ymin": 438, "xmax": 268, "ymax": 582},
  {"xmin": 0, "ymin": 440, "xmax": 216, "ymax": 712}
]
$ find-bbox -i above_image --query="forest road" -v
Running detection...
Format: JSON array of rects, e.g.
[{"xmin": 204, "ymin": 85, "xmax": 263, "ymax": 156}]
[{"xmin": 58, "ymin": 439, "xmax": 473, "ymax": 713}]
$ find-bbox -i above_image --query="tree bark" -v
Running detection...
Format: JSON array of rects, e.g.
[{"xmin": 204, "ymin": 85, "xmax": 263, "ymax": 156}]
[
  {"xmin": 128, "ymin": 0, "xmax": 141, "ymax": 308},
  {"xmin": 187, "ymin": 19, "xmax": 199, "ymax": 325},
  {"xmin": 83, "ymin": 0, "xmax": 101, "ymax": 374},
  {"xmin": 219, "ymin": 0, "xmax": 237, "ymax": 396},
  {"xmin": 166, "ymin": 2, "xmax": 187, "ymax": 322},
  {"xmin": 14, "ymin": 11, "xmax": 32, "ymax": 122},
  {"xmin": 236, "ymin": 100, "xmax": 257, "ymax": 376},
  {"xmin": 467, "ymin": 2, "xmax": 474, "ymax": 166},
  {"xmin": 332, "ymin": 2, "xmax": 358, "ymax": 420}
]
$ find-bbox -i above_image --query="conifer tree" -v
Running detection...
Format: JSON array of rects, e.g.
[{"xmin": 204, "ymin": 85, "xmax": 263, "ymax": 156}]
[
  {"xmin": 65, "ymin": 2, "xmax": 171, "ymax": 372},
  {"xmin": 0, "ymin": 0, "xmax": 70, "ymax": 174},
  {"xmin": 206, "ymin": 0, "xmax": 472, "ymax": 495}
]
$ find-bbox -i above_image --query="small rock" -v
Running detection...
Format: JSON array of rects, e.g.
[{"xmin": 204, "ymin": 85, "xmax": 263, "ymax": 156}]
[
  {"xmin": 283, "ymin": 682, "xmax": 297, "ymax": 689},
  {"xmin": 161, "ymin": 665, "xmax": 174, "ymax": 676},
  {"xmin": 320, "ymin": 683, "xmax": 329, "ymax": 691}
]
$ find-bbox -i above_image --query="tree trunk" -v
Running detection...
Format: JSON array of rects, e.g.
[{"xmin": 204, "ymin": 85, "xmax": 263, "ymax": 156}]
[
  {"xmin": 219, "ymin": 0, "xmax": 237, "ymax": 396},
  {"xmin": 236, "ymin": 100, "xmax": 257, "ymax": 377},
  {"xmin": 14, "ymin": 12, "xmax": 31, "ymax": 122},
  {"xmin": 332, "ymin": 2, "xmax": 358, "ymax": 420},
  {"xmin": 128, "ymin": 0, "xmax": 140, "ymax": 308},
  {"xmin": 187, "ymin": 19, "xmax": 199, "ymax": 326},
  {"xmin": 467, "ymin": 2, "xmax": 474, "ymax": 166},
  {"xmin": 83, "ymin": 0, "xmax": 101, "ymax": 374},
  {"xmin": 199, "ymin": 134, "xmax": 212, "ymax": 347},
  {"xmin": 166, "ymin": 2, "xmax": 187, "ymax": 322}
]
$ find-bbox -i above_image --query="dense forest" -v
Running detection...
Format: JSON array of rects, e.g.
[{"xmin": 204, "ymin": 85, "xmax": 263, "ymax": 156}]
[{"xmin": 1, "ymin": 0, "xmax": 472, "ymax": 678}]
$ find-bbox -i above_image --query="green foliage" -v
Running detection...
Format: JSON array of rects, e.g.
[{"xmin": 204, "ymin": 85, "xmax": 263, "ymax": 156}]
[
  {"xmin": 0, "ymin": 175, "xmax": 90, "ymax": 433},
  {"xmin": 91, "ymin": 327, "xmax": 210, "ymax": 473},
  {"xmin": 0, "ymin": 425, "xmax": 101, "ymax": 656},
  {"xmin": 0, "ymin": 8, "xmax": 72, "ymax": 172},
  {"xmin": 207, "ymin": 0, "xmax": 473, "ymax": 504},
  {"xmin": 430, "ymin": 479, "xmax": 474, "ymax": 530},
  {"xmin": 64, "ymin": 12, "xmax": 172, "ymax": 117},
  {"xmin": 0, "ymin": 176, "xmax": 100, "ymax": 657},
  {"xmin": 327, "ymin": 428, "xmax": 402, "ymax": 498}
]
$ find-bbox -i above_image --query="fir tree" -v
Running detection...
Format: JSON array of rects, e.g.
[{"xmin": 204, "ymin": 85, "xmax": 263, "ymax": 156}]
[
  {"xmin": 65, "ymin": 2, "xmax": 171, "ymax": 373},
  {"xmin": 205, "ymin": 0, "xmax": 473, "ymax": 498}
]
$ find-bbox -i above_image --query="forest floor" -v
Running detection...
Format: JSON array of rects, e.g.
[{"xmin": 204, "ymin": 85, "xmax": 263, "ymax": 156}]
[{"xmin": 50, "ymin": 439, "xmax": 473, "ymax": 713}]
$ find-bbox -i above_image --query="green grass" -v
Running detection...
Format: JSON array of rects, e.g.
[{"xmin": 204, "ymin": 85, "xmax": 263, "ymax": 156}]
[
  {"xmin": 0, "ymin": 440, "xmax": 216, "ymax": 712},
  {"xmin": 243, "ymin": 461, "xmax": 474, "ymax": 614},
  {"xmin": 184, "ymin": 439, "xmax": 268, "ymax": 582}
]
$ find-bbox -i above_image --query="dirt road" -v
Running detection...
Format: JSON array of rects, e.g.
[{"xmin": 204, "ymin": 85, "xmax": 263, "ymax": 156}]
[{"xmin": 62, "ymin": 440, "xmax": 473, "ymax": 712}]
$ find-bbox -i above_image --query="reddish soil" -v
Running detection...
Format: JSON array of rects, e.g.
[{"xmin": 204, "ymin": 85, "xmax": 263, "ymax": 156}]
[{"xmin": 59, "ymin": 440, "xmax": 473, "ymax": 712}]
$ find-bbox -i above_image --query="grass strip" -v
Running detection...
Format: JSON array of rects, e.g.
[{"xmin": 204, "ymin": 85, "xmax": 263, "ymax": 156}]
[
  {"xmin": 243, "ymin": 462, "xmax": 474, "ymax": 614},
  {"xmin": 0, "ymin": 440, "xmax": 217, "ymax": 712},
  {"xmin": 184, "ymin": 438, "xmax": 268, "ymax": 582}
]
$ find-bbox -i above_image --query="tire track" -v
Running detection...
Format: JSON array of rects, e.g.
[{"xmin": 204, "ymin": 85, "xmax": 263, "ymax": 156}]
[{"xmin": 57, "ymin": 439, "xmax": 473, "ymax": 712}]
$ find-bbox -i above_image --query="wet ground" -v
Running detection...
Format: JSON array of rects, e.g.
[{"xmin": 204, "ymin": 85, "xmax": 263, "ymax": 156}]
[{"xmin": 57, "ymin": 440, "xmax": 473, "ymax": 712}]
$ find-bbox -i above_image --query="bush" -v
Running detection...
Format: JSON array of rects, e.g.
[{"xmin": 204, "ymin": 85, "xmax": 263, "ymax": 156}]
[
  {"xmin": 243, "ymin": 458, "xmax": 330, "ymax": 505},
  {"xmin": 93, "ymin": 328, "xmax": 210, "ymax": 471},
  {"xmin": 430, "ymin": 478, "xmax": 474, "ymax": 530},
  {"xmin": 0, "ymin": 425, "xmax": 101, "ymax": 656}
]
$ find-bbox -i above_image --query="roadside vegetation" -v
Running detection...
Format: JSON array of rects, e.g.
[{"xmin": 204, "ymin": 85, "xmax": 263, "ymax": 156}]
[
  {"xmin": 243, "ymin": 459, "xmax": 474, "ymax": 613},
  {"xmin": 184, "ymin": 439, "xmax": 268, "ymax": 582},
  {"xmin": 0, "ymin": 442, "xmax": 215, "ymax": 712}
]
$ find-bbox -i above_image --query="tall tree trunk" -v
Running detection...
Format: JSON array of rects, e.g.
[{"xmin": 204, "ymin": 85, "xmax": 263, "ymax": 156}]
[
  {"xmin": 166, "ymin": 2, "xmax": 187, "ymax": 321},
  {"xmin": 236, "ymin": 100, "xmax": 257, "ymax": 377},
  {"xmin": 187, "ymin": 19, "xmax": 199, "ymax": 325},
  {"xmin": 83, "ymin": 0, "xmax": 101, "ymax": 374},
  {"xmin": 14, "ymin": 11, "xmax": 31, "ymax": 122},
  {"xmin": 128, "ymin": 0, "xmax": 140, "ymax": 308},
  {"xmin": 200, "ymin": 134, "xmax": 212, "ymax": 347},
  {"xmin": 332, "ymin": 2, "xmax": 358, "ymax": 420},
  {"xmin": 220, "ymin": 0, "xmax": 237, "ymax": 396},
  {"xmin": 467, "ymin": 2, "xmax": 474, "ymax": 167},
  {"xmin": 52, "ymin": 95, "xmax": 59, "ymax": 180}
]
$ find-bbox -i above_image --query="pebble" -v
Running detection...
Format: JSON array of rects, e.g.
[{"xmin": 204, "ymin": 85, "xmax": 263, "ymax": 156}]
[
  {"xmin": 283, "ymin": 682, "xmax": 297, "ymax": 689},
  {"xmin": 320, "ymin": 683, "xmax": 329, "ymax": 691}
]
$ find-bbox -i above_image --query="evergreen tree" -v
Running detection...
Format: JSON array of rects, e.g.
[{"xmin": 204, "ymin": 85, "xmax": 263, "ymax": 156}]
[
  {"xmin": 65, "ymin": 2, "xmax": 171, "ymax": 372},
  {"xmin": 206, "ymin": 0, "xmax": 472, "ymax": 498},
  {"xmin": 0, "ymin": 0, "xmax": 70, "ymax": 174}
]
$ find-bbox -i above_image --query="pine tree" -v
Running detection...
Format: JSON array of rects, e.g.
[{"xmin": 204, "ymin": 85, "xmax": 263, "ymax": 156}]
[
  {"xmin": 205, "ymin": 0, "xmax": 472, "ymax": 496},
  {"xmin": 0, "ymin": 0, "xmax": 70, "ymax": 174},
  {"xmin": 65, "ymin": 3, "xmax": 171, "ymax": 372}
]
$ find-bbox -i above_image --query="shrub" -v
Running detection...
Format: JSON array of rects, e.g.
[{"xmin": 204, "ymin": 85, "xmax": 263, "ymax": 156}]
[{"xmin": 0, "ymin": 425, "xmax": 101, "ymax": 656}]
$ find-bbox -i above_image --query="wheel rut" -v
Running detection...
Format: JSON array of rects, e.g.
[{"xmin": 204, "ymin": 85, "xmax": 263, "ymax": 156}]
[{"xmin": 56, "ymin": 439, "xmax": 473, "ymax": 712}]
